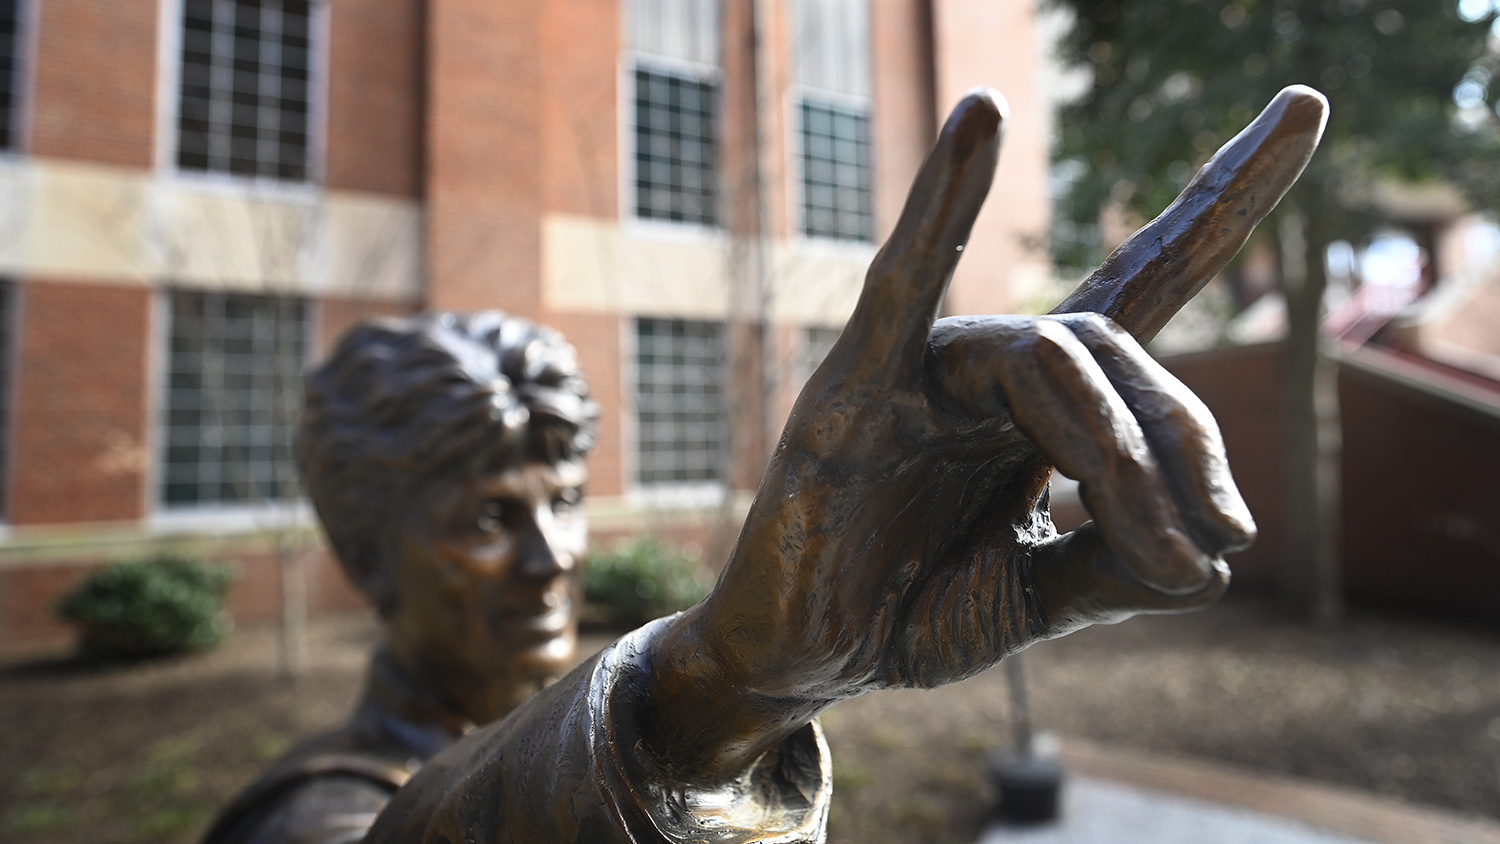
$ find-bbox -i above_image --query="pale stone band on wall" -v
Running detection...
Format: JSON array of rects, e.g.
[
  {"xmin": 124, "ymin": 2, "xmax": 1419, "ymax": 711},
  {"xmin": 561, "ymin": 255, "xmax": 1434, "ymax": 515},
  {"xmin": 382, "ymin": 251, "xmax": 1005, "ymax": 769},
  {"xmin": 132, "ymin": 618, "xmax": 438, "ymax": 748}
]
[
  {"xmin": 0, "ymin": 157, "xmax": 423, "ymax": 301},
  {"xmin": 542, "ymin": 213, "xmax": 874, "ymax": 325}
]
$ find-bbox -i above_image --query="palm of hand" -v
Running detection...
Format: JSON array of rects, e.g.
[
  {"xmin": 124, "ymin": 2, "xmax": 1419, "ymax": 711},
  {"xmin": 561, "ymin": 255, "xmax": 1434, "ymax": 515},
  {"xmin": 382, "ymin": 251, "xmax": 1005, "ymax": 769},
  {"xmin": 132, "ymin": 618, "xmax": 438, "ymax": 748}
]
[{"xmin": 729, "ymin": 353, "xmax": 1046, "ymax": 696}]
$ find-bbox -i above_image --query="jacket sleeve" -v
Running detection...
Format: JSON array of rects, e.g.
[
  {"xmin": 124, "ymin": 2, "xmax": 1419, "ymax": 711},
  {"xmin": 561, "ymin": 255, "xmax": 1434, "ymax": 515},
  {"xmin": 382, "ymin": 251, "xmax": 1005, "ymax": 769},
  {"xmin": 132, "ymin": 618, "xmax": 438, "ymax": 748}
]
[{"xmin": 364, "ymin": 616, "xmax": 832, "ymax": 844}]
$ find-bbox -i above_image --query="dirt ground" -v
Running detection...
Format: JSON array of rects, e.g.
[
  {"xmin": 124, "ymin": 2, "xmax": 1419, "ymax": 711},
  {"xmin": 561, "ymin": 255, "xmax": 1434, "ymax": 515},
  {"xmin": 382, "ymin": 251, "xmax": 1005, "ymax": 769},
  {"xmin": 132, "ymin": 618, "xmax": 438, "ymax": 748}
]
[{"xmin": 3, "ymin": 593, "xmax": 1499, "ymax": 844}]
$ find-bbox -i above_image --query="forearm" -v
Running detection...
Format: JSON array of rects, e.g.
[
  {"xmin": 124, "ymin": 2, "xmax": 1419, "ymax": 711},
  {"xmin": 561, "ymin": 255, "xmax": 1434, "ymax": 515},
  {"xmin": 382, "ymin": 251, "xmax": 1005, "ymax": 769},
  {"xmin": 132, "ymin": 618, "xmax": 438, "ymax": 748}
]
[{"xmin": 366, "ymin": 617, "xmax": 832, "ymax": 844}]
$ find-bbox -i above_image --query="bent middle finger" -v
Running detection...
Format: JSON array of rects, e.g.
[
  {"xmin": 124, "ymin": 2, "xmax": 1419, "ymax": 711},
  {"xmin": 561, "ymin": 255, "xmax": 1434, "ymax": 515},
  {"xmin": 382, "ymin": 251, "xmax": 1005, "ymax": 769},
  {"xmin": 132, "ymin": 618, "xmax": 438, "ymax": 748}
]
[
  {"xmin": 1054, "ymin": 313, "xmax": 1256, "ymax": 557},
  {"xmin": 927, "ymin": 315, "xmax": 1215, "ymax": 594}
]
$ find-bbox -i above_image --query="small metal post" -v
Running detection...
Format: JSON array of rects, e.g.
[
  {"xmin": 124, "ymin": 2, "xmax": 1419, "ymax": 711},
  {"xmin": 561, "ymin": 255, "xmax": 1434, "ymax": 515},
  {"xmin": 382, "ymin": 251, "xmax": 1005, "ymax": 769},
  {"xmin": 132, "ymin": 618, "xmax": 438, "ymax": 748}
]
[{"xmin": 989, "ymin": 652, "xmax": 1065, "ymax": 822}]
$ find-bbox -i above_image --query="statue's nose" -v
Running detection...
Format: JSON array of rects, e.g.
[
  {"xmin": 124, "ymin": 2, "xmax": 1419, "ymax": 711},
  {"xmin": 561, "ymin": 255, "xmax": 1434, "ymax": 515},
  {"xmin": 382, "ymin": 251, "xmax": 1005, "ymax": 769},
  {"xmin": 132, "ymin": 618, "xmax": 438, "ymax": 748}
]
[{"xmin": 516, "ymin": 511, "xmax": 574, "ymax": 579}]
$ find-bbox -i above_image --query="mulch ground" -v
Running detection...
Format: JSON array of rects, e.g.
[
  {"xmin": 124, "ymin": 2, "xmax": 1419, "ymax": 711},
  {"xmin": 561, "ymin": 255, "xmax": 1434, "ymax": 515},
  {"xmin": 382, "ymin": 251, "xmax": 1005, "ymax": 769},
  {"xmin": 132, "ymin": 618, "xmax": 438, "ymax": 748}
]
[{"xmin": 3, "ymin": 593, "xmax": 1498, "ymax": 844}]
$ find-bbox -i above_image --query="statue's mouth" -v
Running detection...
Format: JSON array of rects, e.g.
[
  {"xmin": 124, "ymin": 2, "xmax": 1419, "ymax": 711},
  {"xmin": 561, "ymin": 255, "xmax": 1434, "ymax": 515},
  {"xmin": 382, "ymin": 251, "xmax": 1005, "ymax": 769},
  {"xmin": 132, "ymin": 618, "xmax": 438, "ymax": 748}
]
[{"xmin": 494, "ymin": 598, "xmax": 572, "ymax": 636}]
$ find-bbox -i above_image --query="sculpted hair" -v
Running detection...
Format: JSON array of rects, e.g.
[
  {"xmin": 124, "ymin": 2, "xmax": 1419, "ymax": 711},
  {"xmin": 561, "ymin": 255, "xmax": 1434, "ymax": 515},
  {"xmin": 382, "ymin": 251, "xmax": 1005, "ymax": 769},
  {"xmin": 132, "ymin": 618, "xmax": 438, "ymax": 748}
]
[{"xmin": 298, "ymin": 311, "xmax": 598, "ymax": 613}]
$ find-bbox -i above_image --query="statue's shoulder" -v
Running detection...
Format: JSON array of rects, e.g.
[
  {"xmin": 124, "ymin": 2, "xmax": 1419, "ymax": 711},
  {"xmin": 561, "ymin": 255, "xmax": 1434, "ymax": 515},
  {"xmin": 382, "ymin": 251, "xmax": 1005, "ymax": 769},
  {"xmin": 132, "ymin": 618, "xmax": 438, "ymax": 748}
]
[{"xmin": 199, "ymin": 727, "xmax": 418, "ymax": 844}]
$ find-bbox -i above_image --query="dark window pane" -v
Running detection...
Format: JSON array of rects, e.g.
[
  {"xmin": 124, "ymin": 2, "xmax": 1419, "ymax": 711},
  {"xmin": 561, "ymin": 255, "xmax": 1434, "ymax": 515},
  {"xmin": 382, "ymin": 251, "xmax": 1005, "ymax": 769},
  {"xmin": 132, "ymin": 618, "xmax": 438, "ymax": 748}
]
[
  {"xmin": 0, "ymin": 0, "xmax": 20, "ymax": 150},
  {"xmin": 159, "ymin": 290, "xmax": 308, "ymax": 508},
  {"xmin": 798, "ymin": 98, "xmax": 874, "ymax": 242},
  {"xmin": 631, "ymin": 66, "xmax": 719, "ymax": 227},
  {"xmin": 633, "ymin": 318, "xmax": 727, "ymax": 486},
  {"xmin": 176, "ymin": 0, "xmax": 315, "ymax": 181}
]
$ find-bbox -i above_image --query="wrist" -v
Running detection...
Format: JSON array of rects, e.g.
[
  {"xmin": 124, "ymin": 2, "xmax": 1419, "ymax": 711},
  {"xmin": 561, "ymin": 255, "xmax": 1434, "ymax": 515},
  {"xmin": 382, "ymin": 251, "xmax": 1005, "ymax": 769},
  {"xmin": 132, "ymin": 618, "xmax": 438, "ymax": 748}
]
[{"xmin": 638, "ymin": 604, "xmax": 826, "ymax": 782}]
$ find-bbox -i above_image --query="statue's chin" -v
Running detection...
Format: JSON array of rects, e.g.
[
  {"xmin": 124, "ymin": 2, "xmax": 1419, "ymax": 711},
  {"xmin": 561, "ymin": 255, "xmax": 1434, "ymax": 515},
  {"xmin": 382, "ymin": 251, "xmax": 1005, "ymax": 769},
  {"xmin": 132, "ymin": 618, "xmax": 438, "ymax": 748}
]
[{"xmin": 494, "ymin": 626, "xmax": 577, "ymax": 683}]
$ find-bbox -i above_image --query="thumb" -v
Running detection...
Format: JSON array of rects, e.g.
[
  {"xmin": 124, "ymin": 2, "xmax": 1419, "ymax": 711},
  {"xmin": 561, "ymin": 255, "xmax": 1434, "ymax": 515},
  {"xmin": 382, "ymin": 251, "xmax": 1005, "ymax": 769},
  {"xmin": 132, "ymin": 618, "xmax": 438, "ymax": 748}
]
[{"xmin": 1026, "ymin": 523, "xmax": 1230, "ymax": 641}]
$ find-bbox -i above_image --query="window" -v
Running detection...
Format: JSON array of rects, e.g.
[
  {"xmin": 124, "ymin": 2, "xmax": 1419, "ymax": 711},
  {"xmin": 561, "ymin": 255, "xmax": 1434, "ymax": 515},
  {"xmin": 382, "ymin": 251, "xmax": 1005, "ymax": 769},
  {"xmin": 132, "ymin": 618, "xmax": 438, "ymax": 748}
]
[
  {"xmin": 798, "ymin": 99, "xmax": 873, "ymax": 241},
  {"xmin": 0, "ymin": 0, "xmax": 22, "ymax": 150},
  {"xmin": 176, "ymin": 0, "xmax": 315, "ymax": 181},
  {"xmin": 793, "ymin": 0, "xmax": 874, "ymax": 242},
  {"xmin": 634, "ymin": 318, "xmax": 727, "ymax": 486},
  {"xmin": 632, "ymin": 65, "xmax": 720, "ymax": 226},
  {"xmin": 626, "ymin": 0, "xmax": 721, "ymax": 226},
  {"xmin": 160, "ymin": 290, "xmax": 308, "ymax": 508}
]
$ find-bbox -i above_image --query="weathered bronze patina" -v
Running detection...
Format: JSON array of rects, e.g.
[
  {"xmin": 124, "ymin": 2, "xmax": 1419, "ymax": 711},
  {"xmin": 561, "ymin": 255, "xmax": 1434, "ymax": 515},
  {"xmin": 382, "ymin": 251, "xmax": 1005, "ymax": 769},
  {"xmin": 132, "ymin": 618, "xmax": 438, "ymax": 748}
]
[
  {"xmin": 202, "ymin": 312, "xmax": 599, "ymax": 844},
  {"xmin": 359, "ymin": 84, "xmax": 1327, "ymax": 843}
]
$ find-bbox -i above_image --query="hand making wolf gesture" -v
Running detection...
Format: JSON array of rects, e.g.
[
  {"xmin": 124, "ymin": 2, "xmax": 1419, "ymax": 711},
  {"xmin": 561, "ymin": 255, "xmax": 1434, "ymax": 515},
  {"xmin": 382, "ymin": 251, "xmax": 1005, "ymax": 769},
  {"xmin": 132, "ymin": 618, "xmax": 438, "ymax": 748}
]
[{"xmin": 643, "ymin": 85, "xmax": 1329, "ymax": 781}]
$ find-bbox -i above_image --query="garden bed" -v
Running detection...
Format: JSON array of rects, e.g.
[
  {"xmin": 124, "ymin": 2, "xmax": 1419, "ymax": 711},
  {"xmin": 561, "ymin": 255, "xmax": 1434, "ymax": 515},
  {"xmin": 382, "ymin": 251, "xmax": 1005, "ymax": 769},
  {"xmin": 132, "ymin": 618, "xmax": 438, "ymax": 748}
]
[{"xmin": 3, "ymin": 593, "xmax": 1497, "ymax": 844}]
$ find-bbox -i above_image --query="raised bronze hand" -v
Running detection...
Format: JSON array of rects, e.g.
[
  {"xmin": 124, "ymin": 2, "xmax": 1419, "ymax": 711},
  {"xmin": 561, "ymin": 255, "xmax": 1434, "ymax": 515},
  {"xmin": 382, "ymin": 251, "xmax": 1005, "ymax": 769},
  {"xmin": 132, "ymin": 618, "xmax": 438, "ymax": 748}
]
[{"xmin": 643, "ymin": 85, "xmax": 1328, "ymax": 782}]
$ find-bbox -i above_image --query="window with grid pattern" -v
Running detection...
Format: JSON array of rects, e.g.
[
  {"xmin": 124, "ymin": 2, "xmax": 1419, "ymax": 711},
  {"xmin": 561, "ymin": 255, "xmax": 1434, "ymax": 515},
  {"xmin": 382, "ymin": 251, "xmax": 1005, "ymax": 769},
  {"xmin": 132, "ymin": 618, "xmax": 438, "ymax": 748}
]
[
  {"xmin": 799, "ymin": 98, "xmax": 873, "ymax": 242},
  {"xmin": 634, "ymin": 318, "xmax": 727, "ymax": 486},
  {"xmin": 633, "ymin": 66, "xmax": 719, "ymax": 226},
  {"xmin": 161, "ymin": 291, "xmax": 308, "ymax": 508},
  {"xmin": 176, "ymin": 0, "xmax": 314, "ymax": 181},
  {"xmin": 0, "ymin": 0, "xmax": 20, "ymax": 150}
]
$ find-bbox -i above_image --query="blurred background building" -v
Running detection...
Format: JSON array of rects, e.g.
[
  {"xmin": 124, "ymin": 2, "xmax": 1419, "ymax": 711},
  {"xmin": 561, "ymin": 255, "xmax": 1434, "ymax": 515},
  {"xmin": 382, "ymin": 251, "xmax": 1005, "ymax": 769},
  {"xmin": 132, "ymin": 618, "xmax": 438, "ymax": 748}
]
[
  {"xmin": 0, "ymin": 0, "xmax": 1061, "ymax": 648},
  {"xmin": 3, "ymin": 0, "xmax": 1498, "ymax": 653}
]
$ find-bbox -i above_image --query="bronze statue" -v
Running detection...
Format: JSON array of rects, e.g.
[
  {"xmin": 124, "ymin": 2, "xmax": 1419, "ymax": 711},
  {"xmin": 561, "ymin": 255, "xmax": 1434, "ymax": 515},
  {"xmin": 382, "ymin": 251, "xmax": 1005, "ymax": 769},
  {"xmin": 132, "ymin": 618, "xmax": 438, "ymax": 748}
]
[
  {"xmin": 209, "ymin": 82, "xmax": 1328, "ymax": 844},
  {"xmin": 360, "ymin": 85, "xmax": 1327, "ymax": 843},
  {"xmin": 202, "ymin": 312, "xmax": 599, "ymax": 844}
]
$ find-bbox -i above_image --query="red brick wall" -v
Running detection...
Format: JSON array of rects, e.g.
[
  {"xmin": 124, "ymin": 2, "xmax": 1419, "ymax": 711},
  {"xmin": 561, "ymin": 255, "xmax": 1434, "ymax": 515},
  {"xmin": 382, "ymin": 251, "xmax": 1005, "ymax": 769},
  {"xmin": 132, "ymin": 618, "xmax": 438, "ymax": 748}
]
[
  {"xmin": 317, "ymin": 296, "xmax": 420, "ymax": 359},
  {"xmin": 717, "ymin": 0, "xmax": 788, "ymax": 238},
  {"xmin": 221, "ymin": 548, "xmax": 369, "ymax": 624},
  {"xmin": 540, "ymin": 0, "xmax": 618, "ymax": 219},
  {"xmin": 543, "ymin": 311, "xmax": 624, "ymax": 497},
  {"xmin": 930, "ymin": 0, "xmax": 1049, "ymax": 317},
  {"xmin": 871, "ymin": 0, "xmax": 937, "ymax": 241},
  {"xmin": 31, "ymin": 0, "xmax": 159, "ymax": 166},
  {"xmin": 0, "ymin": 563, "xmax": 106, "ymax": 650},
  {"xmin": 326, "ymin": 0, "xmax": 425, "ymax": 197},
  {"xmin": 425, "ymin": 0, "xmax": 542, "ymax": 314},
  {"xmin": 10, "ymin": 282, "xmax": 152, "ymax": 526}
]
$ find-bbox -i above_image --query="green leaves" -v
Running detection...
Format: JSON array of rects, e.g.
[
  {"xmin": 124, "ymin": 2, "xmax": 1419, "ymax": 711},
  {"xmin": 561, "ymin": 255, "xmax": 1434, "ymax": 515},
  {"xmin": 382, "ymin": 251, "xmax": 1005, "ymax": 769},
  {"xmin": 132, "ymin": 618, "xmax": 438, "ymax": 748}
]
[
  {"xmin": 55, "ymin": 556, "xmax": 237, "ymax": 659},
  {"xmin": 582, "ymin": 536, "xmax": 712, "ymax": 627},
  {"xmin": 1048, "ymin": 0, "xmax": 1500, "ymax": 268}
]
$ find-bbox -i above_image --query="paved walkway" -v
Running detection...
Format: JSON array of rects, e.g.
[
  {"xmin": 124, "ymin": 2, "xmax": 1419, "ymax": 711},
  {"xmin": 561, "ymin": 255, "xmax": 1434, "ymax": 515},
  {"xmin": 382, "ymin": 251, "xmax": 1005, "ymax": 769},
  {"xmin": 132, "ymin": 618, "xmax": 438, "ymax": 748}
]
[
  {"xmin": 980, "ymin": 777, "xmax": 1376, "ymax": 844},
  {"xmin": 977, "ymin": 740, "xmax": 1500, "ymax": 844}
]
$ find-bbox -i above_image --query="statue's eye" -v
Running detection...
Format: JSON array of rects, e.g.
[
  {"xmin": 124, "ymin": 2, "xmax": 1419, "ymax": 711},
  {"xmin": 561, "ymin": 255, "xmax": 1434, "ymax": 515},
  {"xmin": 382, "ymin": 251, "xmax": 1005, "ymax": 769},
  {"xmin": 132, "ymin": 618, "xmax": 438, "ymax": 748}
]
[
  {"xmin": 477, "ymin": 500, "xmax": 515, "ymax": 532},
  {"xmin": 552, "ymin": 488, "xmax": 582, "ymax": 516}
]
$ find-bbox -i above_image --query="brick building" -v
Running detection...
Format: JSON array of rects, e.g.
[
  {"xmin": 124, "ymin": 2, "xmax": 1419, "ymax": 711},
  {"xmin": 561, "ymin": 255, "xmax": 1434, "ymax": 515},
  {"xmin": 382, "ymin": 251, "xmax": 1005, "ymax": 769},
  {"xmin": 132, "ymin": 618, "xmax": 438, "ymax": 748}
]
[{"xmin": 0, "ymin": 0, "xmax": 1053, "ymax": 649}]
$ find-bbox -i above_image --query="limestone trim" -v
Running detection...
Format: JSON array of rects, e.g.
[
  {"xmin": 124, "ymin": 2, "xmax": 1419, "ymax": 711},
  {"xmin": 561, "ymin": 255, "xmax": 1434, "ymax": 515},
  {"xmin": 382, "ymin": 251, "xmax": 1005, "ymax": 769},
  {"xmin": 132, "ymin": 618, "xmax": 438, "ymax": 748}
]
[
  {"xmin": 0, "ymin": 157, "xmax": 422, "ymax": 301},
  {"xmin": 542, "ymin": 213, "xmax": 870, "ymax": 325}
]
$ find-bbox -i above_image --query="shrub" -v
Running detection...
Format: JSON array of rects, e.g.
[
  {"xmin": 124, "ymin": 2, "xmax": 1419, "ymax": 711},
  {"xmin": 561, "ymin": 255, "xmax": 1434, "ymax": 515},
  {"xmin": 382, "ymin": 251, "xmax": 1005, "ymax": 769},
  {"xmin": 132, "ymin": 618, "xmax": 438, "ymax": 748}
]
[
  {"xmin": 583, "ymin": 537, "xmax": 713, "ymax": 627},
  {"xmin": 56, "ymin": 556, "xmax": 237, "ymax": 659}
]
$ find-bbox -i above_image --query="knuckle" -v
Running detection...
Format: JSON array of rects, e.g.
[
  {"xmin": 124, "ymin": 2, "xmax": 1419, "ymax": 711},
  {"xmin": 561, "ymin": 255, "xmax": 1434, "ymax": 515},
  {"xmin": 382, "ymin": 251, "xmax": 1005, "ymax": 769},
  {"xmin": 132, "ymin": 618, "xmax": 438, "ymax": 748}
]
[
  {"xmin": 1028, "ymin": 319, "xmax": 1084, "ymax": 358},
  {"xmin": 1067, "ymin": 311, "xmax": 1112, "ymax": 335}
]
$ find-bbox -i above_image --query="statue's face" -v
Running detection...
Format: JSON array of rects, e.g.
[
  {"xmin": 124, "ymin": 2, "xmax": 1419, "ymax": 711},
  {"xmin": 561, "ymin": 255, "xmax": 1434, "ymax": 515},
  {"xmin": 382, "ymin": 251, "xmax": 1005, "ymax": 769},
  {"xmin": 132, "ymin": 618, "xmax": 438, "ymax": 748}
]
[{"xmin": 385, "ymin": 457, "xmax": 588, "ymax": 714}]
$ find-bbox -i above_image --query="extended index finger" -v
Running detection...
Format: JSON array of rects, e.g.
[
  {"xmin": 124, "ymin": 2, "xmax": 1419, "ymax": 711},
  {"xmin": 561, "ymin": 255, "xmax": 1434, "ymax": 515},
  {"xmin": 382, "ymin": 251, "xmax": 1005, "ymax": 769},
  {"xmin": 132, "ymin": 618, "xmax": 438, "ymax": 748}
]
[
  {"xmin": 1051, "ymin": 85, "xmax": 1328, "ymax": 343},
  {"xmin": 839, "ymin": 88, "xmax": 1005, "ymax": 383}
]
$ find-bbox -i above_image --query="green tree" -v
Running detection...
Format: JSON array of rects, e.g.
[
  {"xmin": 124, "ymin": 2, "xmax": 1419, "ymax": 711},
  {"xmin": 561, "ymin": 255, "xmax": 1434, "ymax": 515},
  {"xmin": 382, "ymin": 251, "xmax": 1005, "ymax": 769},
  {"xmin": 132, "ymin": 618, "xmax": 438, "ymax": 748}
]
[{"xmin": 1047, "ymin": 0, "xmax": 1500, "ymax": 622}]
